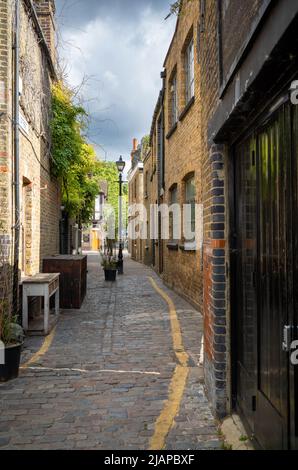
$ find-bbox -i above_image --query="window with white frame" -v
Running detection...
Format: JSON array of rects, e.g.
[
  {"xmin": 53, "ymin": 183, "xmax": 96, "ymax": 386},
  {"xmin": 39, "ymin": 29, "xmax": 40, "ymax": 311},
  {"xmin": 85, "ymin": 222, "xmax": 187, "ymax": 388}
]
[
  {"xmin": 185, "ymin": 175, "xmax": 196, "ymax": 240},
  {"xmin": 185, "ymin": 38, "xmax": 195, "ymax": 103},
  {"xmin": 169, "ymin": 73, "xmax": 178, "ymax": 127},
  {"xmin": 169, "ymin": 185, "xmax": 179, "ymax": 241},
  {"xmin": 145, "ymin": 171, "xmax": 149, "ymax": 197}
]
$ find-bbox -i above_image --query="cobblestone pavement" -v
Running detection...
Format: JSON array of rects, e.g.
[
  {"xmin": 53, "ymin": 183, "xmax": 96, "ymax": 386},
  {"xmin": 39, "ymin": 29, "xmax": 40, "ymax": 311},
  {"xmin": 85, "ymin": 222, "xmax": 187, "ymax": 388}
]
[{"xmin": 0, "ymin": 254, "xmax": 222, "ymax": 450}]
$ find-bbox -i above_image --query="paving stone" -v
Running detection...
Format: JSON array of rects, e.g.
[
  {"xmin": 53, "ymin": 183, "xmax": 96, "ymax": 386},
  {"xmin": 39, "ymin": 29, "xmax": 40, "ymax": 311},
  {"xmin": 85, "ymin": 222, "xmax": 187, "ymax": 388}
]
[
  {"xmin": 0, "ymin": 437, "xmax": 10, "ymax": 447},
  {"xmin": 0, "ymin": 254, "xmax": 221, "ymax": 450}
]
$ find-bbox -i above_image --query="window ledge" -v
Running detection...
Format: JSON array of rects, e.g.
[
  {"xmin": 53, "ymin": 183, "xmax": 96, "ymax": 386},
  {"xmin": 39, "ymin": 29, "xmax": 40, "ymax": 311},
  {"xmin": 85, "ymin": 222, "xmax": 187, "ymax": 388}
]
[
  {"xmin": 166, "ymin": 122, "xmax": 177, "ymax": 140},
  {"xmin": 179, "ymin": 241, "xmax": 197, "ymax": 252},
  {"xmin": 167, "ymin": 242, "xmax": 179, "ymax": 251},
  {"xmin": 179, "ymin": 96, "xmax": 195, "ymax": 122}
]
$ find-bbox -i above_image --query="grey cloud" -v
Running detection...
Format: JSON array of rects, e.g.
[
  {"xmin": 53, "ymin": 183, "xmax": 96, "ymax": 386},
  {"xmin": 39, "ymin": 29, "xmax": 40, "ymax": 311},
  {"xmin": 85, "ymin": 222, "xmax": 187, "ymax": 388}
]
[
  {"xmin": 56, "ymin": 0, "xmax": 176, "ymax": 163},
  {"xmin": 56, "ymin": 0, "xmax": 172, "ymax": 29}
]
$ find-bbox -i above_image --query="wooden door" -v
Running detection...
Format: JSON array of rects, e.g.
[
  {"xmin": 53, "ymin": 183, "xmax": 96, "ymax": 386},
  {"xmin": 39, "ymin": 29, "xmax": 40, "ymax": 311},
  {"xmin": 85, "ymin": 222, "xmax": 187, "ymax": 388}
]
[{"xmin": 234, "ymin": 102, "xmax": 297, "ymax": 449}]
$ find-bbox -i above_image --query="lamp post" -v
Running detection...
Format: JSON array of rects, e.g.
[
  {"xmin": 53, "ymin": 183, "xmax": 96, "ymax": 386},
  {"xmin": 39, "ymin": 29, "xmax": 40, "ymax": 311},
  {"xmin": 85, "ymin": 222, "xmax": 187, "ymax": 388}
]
[{"xmin": 116, "ymin": 156, "xmax": 125, "ymax": 274}]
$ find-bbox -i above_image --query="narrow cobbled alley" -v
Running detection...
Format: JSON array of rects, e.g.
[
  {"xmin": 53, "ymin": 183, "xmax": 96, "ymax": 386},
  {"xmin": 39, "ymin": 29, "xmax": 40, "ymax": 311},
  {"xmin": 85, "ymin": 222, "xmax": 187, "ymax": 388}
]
[{"xmin": 0, "ymin": 254, "xmax": 221, "ymax": 450}]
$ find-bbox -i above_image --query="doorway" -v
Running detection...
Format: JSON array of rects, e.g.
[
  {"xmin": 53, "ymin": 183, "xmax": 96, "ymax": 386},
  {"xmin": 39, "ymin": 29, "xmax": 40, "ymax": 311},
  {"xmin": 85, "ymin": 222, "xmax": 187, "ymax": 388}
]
[{"xmin": 233, "ymin": 100, "xmax": 298, "ymax": 449}]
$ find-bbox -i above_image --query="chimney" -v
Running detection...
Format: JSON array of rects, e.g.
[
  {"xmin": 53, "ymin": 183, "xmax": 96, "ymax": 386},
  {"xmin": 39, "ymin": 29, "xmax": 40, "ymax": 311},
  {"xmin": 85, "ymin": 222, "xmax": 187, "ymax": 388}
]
[
  {"xmin": 132, "ymin": 138, "xmax": 138, "ymax": 152},
  {"xmin": 34, "ymin": 1, "xmax": 56, "ymax": 64}
]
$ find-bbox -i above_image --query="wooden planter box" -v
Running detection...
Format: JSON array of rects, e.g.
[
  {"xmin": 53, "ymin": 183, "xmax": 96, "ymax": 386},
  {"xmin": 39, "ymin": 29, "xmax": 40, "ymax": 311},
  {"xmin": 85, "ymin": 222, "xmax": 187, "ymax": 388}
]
[{"xmin": 43, "ymin": 255, "xmax": 87, "ymax": 309}]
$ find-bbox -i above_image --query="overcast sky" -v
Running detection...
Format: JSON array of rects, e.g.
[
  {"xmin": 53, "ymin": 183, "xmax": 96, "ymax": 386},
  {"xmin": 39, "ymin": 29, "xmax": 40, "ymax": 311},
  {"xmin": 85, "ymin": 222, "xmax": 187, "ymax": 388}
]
[{"xmin": 55, "ymin": 0, "xmax": 176, "ymax": 172}]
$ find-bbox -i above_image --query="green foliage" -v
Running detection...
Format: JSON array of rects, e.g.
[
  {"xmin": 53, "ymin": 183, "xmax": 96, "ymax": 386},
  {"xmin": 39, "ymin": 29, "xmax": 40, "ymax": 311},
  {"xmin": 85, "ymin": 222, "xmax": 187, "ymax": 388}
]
[
  {"xmin": 100, "ymin": 253, "xmax": 118, "ymax": 270},
  {"xmin": 0, "ymin": 312, "xmax": 21, "ymax": 346},
  {"xmin": 51, "ymin": 82, "xmax": 128, "ymax": 231},
  {"xmin": 51, "ymin": 82, "xmax": 85, "ymax": 178},
  {"xmin": 170, "ymin": 0, "xmax": 181, "ymax": 15},
  {"xmin": 93, "ymin": 161, "xmax": 128, "ymax": 238},
  {"xmin": 63, "ymin": 143, "xmax": 99, "ymax": 223},
  {"xmin": 0, "ymin": 224, "xmax": 22, "ymax": 345},
  {"xmin": 168, "ymin": 0, "xmax": 193, "ymax": 18},
  {"xmin": 51, "ymin": 82, "xmax": 100, "ymax": 224}
]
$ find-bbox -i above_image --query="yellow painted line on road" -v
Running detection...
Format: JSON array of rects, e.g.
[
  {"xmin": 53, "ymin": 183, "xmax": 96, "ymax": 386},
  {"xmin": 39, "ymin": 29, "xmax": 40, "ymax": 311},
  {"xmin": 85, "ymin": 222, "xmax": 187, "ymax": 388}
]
[
  {"xmin": 148, "ymin": 277, "xmax": 189, "ymax": 367},
  {"xmin": 148, "ymin": 277, "xmax": 189, "ymax": 450},
  {"xmin": 21, "ymin": 326, "xmax": 57, "ymax": 369}
]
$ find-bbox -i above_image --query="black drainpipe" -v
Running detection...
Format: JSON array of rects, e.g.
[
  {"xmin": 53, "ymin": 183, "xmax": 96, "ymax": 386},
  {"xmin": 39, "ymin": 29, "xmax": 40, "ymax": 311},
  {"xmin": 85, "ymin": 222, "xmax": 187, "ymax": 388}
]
[
  {"xmin": 160, "ymin": 70, "xmax": 166, "ymax": 190},
  {"xmin": 13, "ymin": 0, "xmax": 20, "ymax": 314}
]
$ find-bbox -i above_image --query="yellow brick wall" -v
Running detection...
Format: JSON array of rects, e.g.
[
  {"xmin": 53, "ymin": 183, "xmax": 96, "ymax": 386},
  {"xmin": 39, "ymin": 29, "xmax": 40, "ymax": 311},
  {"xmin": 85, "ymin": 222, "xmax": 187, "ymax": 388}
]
[
  {"xmin": 162, "ymin": 0, "xmax": 202, "ymax": 310},
  {"xmin": 128, "ymin": 165, "xmax": 144, "ymax": 263},
  {"xmin": 1, "ymin": 1, "xmax": 60, "ymax": 277},
  {"xmin": 143, "ymin": 149, "xmax": 159, "ymax": 270},
  {"xmin": 0, "ymin": 0, "xmax": 13, "ymax": 240}
]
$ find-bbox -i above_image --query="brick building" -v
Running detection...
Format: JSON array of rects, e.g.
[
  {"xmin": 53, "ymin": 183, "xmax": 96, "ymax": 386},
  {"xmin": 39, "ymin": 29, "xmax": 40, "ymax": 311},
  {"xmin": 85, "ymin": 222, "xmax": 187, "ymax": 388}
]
[
  {"xmin": 200, "ymin": 0, "xmax": 298, "ymax": 450},
  {"xmin": 142, "ymin": 93, "xmax": 164, "ymax": 272},
  {"xmin": 161, "ymin": 0, "xmax": 202, "ymax": 309},
  {"xmin": 143, "ymin": 149, "xmax": 155, "ymax": 267},
  {"xmin": 128, "ymin": 138, "xmax": 144, "ymax": 262},
  {"xmin": 136, "ymin": 0, "xmax": 298, "ymax": 450},
  {"xmin": 0, "ymin": 1, "xmax": 60, "ymax": 297}
]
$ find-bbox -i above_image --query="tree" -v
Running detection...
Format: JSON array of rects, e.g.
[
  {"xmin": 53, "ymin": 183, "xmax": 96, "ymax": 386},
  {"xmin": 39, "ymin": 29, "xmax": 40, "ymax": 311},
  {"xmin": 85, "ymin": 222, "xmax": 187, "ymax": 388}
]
[{"xmin": 93, "ymin": 161, "xmax": 128, "ymax": 240}]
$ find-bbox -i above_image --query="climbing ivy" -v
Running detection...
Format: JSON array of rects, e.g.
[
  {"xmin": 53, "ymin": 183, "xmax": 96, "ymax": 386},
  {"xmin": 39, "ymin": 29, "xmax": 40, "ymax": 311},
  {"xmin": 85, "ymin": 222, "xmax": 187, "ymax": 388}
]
[
  {"xmin": 168, "ymin": 0, "xmax": 194, "ymax": 17},
  {"xmin": 51, "ymin": 82, "xmax": 128, "ymax": 232},
  {"xmin": 50, "ymin": 82, "xmax": 99, "ymax": 224},
  {"xmin": 50, "ymin": 82, "xmax": 85, "ymax": 178}
]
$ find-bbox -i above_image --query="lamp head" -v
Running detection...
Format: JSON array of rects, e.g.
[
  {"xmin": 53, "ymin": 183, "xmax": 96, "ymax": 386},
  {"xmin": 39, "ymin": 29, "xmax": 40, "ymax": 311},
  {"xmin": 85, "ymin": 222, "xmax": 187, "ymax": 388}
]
[{"xmin": 116, "ymin": 155, "xmax": 125, "ymax": 173}]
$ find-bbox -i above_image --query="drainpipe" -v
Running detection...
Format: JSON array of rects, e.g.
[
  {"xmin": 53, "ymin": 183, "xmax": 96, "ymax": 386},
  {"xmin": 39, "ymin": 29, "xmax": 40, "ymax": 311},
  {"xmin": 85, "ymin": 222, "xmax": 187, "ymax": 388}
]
[
  {"xmin": 13, "ymin": 0, "xmax": 20, "ymax": 314},
  {"xmin": 161, "ymin": 71, "xmax": 166, "ymax": 191}
]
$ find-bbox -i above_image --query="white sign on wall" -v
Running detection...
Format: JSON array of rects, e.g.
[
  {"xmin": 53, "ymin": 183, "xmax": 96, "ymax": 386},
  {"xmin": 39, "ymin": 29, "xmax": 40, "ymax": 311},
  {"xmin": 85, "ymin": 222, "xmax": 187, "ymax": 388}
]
[{"xmin": 19, "ymin": 110, "xmax": 30, "ymax": 135}]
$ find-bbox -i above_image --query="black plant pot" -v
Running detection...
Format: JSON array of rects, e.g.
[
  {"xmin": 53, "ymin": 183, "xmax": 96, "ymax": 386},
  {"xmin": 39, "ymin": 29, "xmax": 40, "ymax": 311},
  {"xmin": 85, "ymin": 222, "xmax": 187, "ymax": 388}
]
[
  {"xmin": 104, "ymin": 269, "xmax": 117, "ymax": 282},
  {"xmin": 0, "ymin": 343, "xmax": 23, "ymax": 382}
]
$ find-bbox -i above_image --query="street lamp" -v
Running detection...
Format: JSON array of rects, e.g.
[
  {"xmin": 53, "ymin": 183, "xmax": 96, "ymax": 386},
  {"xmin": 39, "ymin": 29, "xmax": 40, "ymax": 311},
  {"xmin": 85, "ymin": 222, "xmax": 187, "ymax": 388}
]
[{"xmin": 116, "ymin": 156, "xmax": 125, "ymax": 274}]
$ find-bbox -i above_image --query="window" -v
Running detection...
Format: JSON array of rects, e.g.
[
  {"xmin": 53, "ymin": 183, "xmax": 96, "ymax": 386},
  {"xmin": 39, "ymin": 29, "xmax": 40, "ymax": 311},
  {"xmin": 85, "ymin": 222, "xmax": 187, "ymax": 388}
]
[
  {"xmin": 169, "ymin": 185, "xmax": 179, "ymax": 241},
  {"xmin": 145, "ymin": 171, "xmax": 149, "ymax": 197},
  {"xmin": 157, "ymin": 115, "xmax": 164, "ymax": 191},
  {"xmin": 185, "ymin": 175, "xmax": 196, "ymax": 240},
  {"xmin": 200, "ymin": 0, "xmax": 206, "ymax": 33},
  {"xmin": 169, "ymin": 73, "xmax": 178, "ymax": 127},
  {"xmin": 185, "ymin": 39, "xmax": 195, "ymax": 103}
]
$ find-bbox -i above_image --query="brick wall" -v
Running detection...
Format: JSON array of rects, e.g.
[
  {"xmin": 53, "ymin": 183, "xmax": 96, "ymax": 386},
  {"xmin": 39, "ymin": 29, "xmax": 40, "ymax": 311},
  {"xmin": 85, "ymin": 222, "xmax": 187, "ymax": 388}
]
[
  {"xmin": 34, "ymin": 0, "xmax": 56, "ymax": 63},
  {"xmin": 142, "ymin": 147, "xmax": 159, "ymax": 270},
  {"xmin": 0, "ymin": 0, "xmax": 13, "ymax": 309},
  {"xmin": 143, "ymin": 152, "xmax": 152, "ymax": 266},
  {"xmin": 0, "ymin": 1, "xmax": 60, "ymax": 281},
  {"xmin": 0, "ymin": 0, "xmax": 12, "ymax": 237},
  {"xmin": 162, "ymin": 0, "xmax": 203, "ymax": 310},
  {"xmin": 18, "ymin": 0, "xmax": 60, "ymax": 274},
  {"xmin": 128, "ymin": 165, "xmax": 144, "ymax": 263},
  {"xmin": 200, "ymin": 1, "xmax": 229, "ymax": 417},
  {"xmin": 220, "ymin": 0, "xmax": 264, "ymax": 81}
]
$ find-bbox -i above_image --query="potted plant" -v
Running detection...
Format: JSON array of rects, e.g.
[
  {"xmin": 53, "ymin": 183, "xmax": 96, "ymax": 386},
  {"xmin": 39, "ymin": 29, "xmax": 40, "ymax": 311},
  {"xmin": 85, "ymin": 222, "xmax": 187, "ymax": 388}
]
[
  {"xmin": 0, "ymin": 313, "xmax": 24, "ymax": 382},
  {"xmin": 0, "ymin": 229, "xmax": 24, "ymax": 382},
  {"xmin": 100, "ymin": 253, "xmax": 118, "ymax": 282}
]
